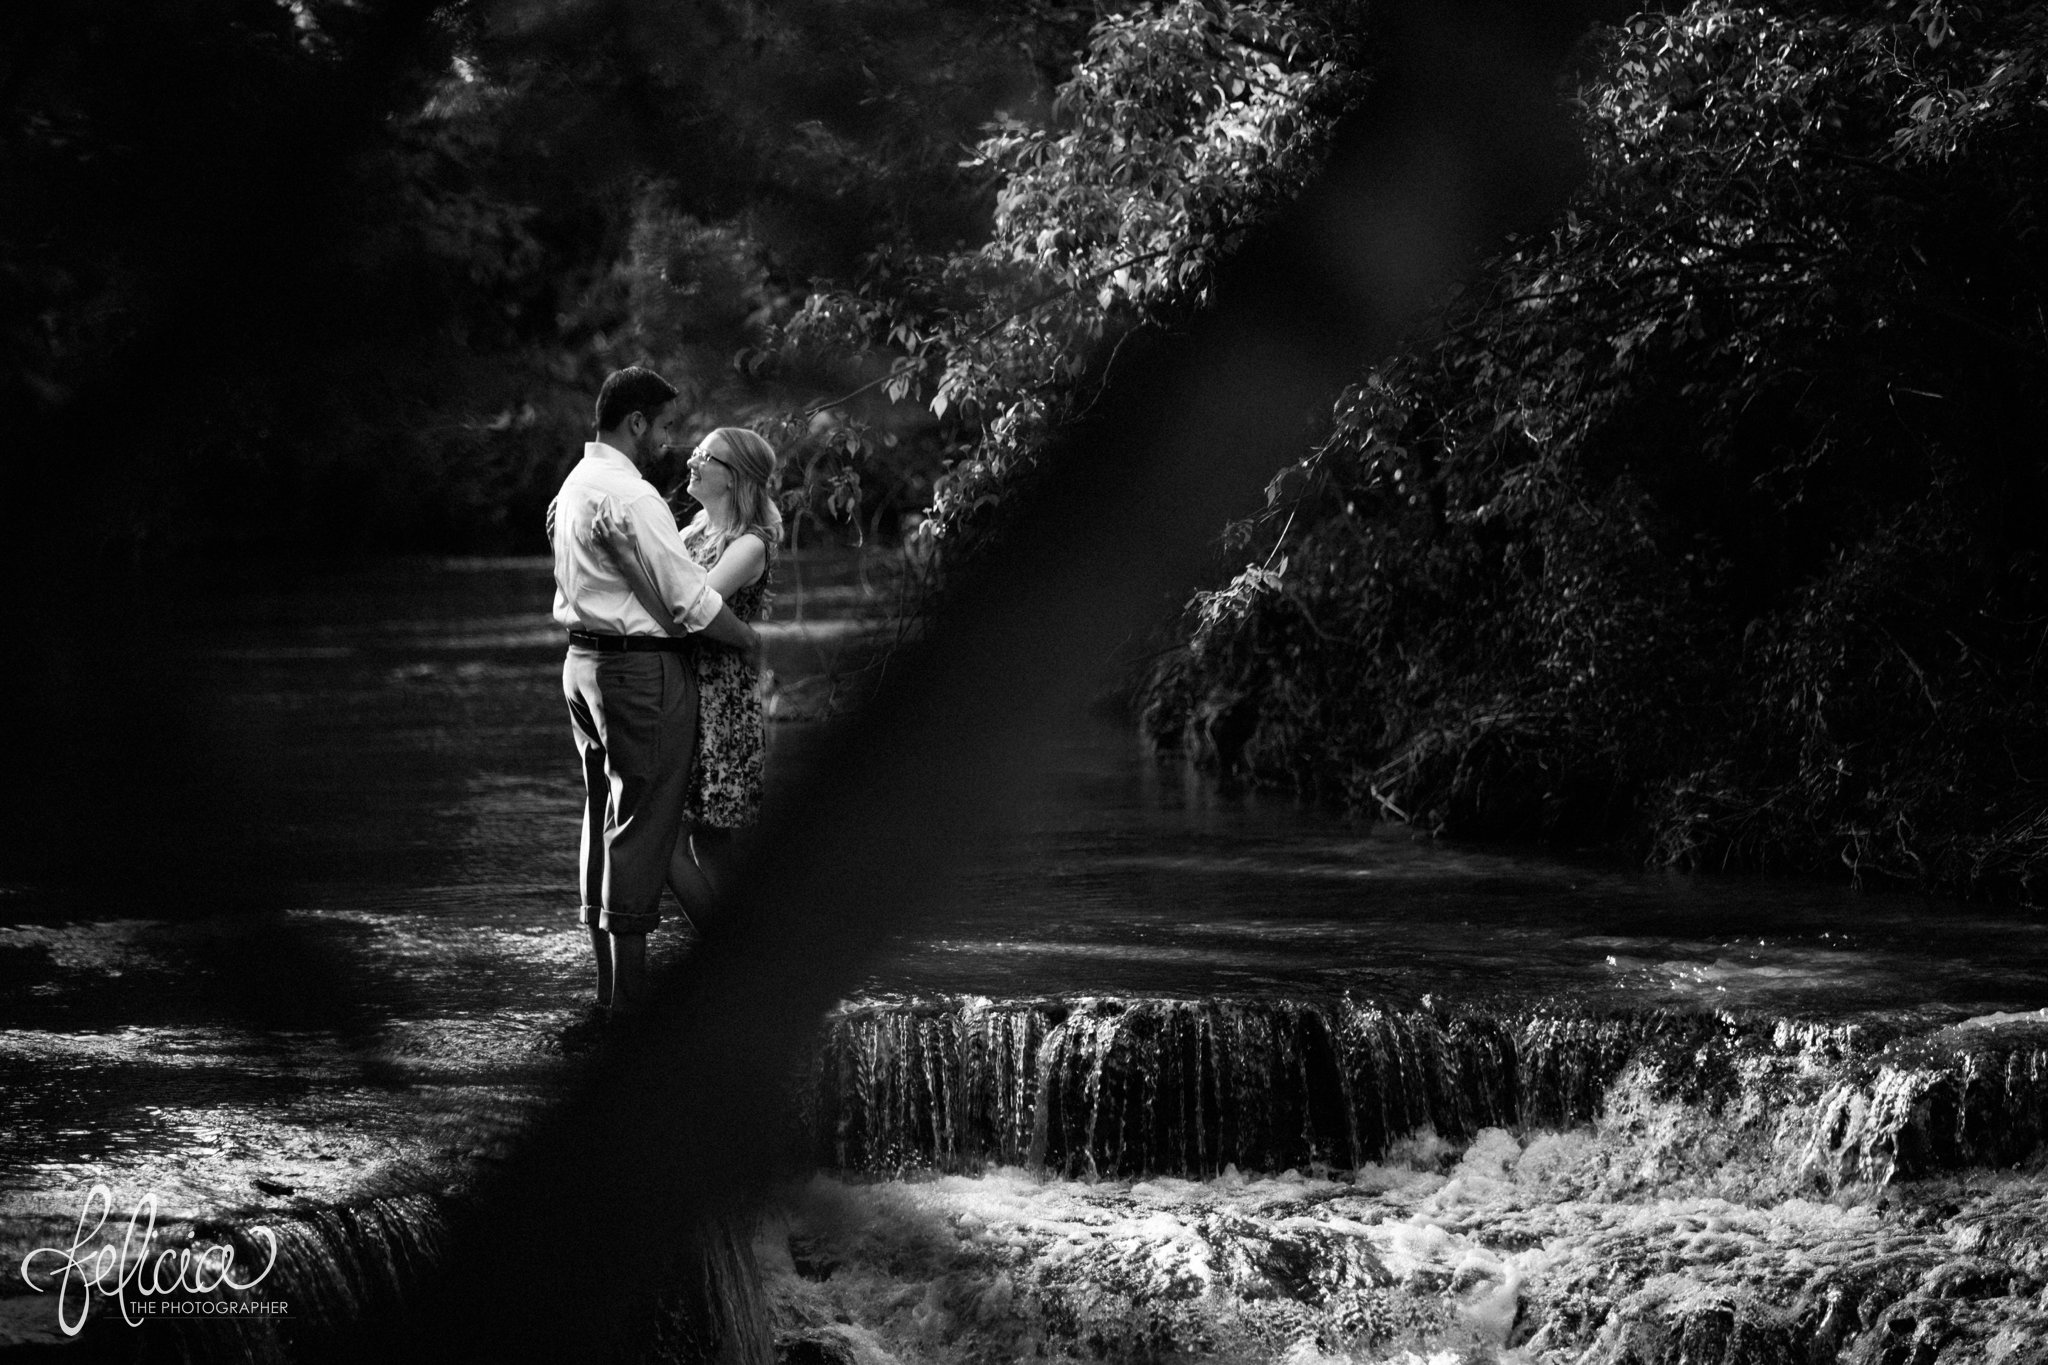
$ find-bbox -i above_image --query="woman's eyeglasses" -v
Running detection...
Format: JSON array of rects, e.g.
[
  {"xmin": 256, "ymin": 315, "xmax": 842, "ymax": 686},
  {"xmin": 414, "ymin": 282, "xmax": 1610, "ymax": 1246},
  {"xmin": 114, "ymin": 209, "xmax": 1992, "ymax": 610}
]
[{"xmin": 691, "ymin": 446, "xmax": 740, "ymax": 476}]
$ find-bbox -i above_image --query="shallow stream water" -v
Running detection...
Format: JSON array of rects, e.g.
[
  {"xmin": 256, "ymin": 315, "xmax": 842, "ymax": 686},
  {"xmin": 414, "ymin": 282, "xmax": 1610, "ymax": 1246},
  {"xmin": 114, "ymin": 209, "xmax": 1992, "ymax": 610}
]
[{"xmin": 4, "ymin": 557, "xmax": 2047, "ymax": 1361}]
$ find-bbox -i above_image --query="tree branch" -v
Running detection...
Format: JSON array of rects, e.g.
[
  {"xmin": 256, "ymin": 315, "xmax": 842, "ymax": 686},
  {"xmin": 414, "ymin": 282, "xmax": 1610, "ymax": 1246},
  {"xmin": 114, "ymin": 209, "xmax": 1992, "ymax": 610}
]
[{"xmin": 802, "ymin": 248, "xmax": 1174, "ymax": 416}]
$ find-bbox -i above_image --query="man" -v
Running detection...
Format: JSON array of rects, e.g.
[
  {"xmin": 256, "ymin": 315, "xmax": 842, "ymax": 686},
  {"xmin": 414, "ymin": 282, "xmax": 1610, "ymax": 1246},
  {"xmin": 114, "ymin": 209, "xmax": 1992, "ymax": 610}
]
[{"xmin": 550, "ymin": 366, "xmax": 759, "ymax": 1018}]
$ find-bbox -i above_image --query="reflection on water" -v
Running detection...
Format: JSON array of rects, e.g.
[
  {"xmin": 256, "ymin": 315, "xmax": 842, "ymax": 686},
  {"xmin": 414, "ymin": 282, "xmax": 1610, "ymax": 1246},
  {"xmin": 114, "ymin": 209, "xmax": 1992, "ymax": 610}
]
[
  {"xmin": 2, "ymin": 556, "xmax": 2046, "ymax": 1229},
  {"xmin": 877, "ymin": 745, "xmax": 2048, "ymax": 1018}
]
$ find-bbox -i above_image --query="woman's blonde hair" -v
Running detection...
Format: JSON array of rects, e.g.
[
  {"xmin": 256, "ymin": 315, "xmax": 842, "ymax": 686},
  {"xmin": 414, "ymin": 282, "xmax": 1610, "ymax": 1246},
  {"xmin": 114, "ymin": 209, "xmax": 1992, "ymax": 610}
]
[{"xmin": 684, "ymin": 426, "xmax": 784, "ymax": 552}]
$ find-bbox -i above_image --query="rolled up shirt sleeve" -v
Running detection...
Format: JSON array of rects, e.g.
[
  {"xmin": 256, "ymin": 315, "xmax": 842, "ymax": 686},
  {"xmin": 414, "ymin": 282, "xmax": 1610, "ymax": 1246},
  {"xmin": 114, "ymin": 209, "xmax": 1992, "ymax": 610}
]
[{"xmin": 622, "ymin": 492, "xmax": 724, "ymax": 632}]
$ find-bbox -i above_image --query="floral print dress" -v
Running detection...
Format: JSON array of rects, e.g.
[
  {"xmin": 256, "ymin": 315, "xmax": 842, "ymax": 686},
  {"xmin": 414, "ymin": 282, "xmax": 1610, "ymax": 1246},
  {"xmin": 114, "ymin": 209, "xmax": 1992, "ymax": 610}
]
[{"xmin": 684, "ymin": 526, "xmax": 773, "ymax": 829}]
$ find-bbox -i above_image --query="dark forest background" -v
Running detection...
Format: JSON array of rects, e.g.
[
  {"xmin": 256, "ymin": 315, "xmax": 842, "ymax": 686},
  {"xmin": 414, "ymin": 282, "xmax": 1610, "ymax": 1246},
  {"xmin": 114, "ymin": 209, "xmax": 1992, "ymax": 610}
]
[{"xmin": 4, "ymin": 0, "xmax": 2045, "ymax": 903}]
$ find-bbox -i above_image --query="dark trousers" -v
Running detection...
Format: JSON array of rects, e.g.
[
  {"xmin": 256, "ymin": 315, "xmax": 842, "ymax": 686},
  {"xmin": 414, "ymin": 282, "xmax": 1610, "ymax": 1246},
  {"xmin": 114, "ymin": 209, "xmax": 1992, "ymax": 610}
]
[{"xmin": 563, "ymin": 648, "xmax": 698, "ymax": 936}]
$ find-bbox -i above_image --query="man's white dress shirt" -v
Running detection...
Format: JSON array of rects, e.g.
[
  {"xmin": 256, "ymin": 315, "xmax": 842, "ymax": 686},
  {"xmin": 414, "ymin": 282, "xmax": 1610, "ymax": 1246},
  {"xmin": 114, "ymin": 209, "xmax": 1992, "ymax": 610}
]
[{"xmin": 550, "ymin": 443, "xmax": 724, "ymax": 635}]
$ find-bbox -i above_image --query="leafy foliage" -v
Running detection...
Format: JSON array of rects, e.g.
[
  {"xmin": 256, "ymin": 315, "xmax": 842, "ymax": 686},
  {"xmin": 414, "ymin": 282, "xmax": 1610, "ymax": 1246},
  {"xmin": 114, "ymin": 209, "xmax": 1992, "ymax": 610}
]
[
  {"xmin": 753, "ymin": 0, "xmax": 1370, "ymax": 557},
  {"xmin": 1143, "ymin": 0, "xmax": 2048, "ymax": 901},
  {"xmin": 2, "ymin": 0, "xmax": 1102, "ymax": 556},
  {"xmin": 13, "ymin": 0, "xmax": 2046, "ymax": 902}
]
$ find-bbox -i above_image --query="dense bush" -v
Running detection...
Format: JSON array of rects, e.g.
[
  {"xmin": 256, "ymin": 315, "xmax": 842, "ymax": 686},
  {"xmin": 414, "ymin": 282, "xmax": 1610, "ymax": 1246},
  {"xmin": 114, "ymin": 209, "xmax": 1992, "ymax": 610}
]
[{"xmin": 1142, "ymin": 0, "xmax": 2048, "ymax": 901}]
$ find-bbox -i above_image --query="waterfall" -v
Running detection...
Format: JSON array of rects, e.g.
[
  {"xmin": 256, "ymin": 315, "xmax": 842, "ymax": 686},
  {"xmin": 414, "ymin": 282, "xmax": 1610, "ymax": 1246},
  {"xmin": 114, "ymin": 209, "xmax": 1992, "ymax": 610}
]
[
  {"xmin": 1804, "ymin": 1021, "xmax": 2048, "ymax": 1184},
  {"xmin": 245, "ymin": 1195, "xmax": 449, "ymax": 1334},
  {"xmin": 808, "ymin": 997, "xmax": 2048, "ymax": 1186},
  {"xmin": 23, "ymin": 1194, "xmax": 772, "ymax": 1365},
  {"xmin": 21, "ymin": 1001, "xmax": 2046, "ymax": 1364},
  {"xmin": 778, "ymin": 1002, "xmax": 2048, "ymax": 1364},
  {"xmin": 13, "ymin": 1196, "xmax": 453, "ymax": 1363}
]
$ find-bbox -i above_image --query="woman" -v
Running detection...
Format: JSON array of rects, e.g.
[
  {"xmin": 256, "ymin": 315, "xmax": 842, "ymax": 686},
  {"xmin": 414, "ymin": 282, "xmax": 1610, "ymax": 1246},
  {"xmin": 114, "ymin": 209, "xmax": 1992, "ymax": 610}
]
[
  {"xmin": 671, "ymin": 426, "xmax": 779, "ymax": 908},
  {"xmin": 595, "ymin": 425, "xmax": 780, "ymax": 926}
]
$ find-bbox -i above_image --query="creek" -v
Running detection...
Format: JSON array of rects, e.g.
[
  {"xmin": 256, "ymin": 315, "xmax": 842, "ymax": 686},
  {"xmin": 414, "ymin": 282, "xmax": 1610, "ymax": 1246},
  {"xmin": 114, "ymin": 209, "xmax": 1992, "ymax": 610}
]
[{"xmin": 2, "ymin": 556, "xmax": 2046, "ymax": 1363}]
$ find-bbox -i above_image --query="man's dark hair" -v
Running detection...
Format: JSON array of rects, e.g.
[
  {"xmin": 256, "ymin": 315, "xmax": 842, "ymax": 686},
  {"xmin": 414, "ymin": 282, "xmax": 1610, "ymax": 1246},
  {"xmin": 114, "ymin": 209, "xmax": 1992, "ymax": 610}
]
[{"xmin": 594, "ymin": 367, "xmax": 679, "ymax": 435}]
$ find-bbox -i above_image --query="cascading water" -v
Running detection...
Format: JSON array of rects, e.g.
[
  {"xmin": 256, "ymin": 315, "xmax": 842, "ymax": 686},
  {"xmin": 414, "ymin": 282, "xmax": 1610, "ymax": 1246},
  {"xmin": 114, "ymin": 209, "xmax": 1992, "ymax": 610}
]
[
  {"xmin": 3, "ymin": 1194, "xmax": 450, "ymax": 1363},
  {"xmin": 809, "ymin": 996, "xmax": 2031, "ymax": 1190},
  {"xmin": 773, "ymin": 996, "xmax": 2048, "ymax": 1363},
  {"xmin": 11, "ymin": 1003, "xmax": 2048, "ymax": 1364},
  {"xmin": 6, "ymin": 1185, "xmax": 773, "ymax": 1365}
]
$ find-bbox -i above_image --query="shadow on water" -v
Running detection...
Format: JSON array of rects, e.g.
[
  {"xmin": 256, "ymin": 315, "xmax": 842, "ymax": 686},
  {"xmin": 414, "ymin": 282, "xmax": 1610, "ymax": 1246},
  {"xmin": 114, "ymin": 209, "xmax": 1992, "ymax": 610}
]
[
  {"xmin": 0, "ymin": 554, "xmax": 898, "ymax": 1199},
  {"xmin": 0, "ymin": 552, "xmax": 902, "ymax": 1355}
]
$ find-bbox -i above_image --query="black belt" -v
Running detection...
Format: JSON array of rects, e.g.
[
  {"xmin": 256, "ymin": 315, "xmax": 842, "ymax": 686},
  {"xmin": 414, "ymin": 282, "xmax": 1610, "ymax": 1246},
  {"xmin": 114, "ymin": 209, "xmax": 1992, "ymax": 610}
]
[{"xmin": 567, "ymin": 629, "xmax": 694, "ymax": 654}]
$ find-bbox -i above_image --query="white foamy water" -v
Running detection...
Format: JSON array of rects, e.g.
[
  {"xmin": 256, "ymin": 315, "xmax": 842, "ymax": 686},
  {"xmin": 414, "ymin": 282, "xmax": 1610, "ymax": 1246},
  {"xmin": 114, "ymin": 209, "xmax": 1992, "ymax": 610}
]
[{"xmin": 763, "ymin": 1110, "xmax": 2048, "ymax": 1364}]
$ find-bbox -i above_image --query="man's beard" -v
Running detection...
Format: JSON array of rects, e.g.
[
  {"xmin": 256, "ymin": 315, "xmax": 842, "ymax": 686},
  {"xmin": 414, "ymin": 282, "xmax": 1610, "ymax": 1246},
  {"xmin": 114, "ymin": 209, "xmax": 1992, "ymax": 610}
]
[{"xmin": 645, "ymin": 446, "xmax": 686, "ymax": 494}]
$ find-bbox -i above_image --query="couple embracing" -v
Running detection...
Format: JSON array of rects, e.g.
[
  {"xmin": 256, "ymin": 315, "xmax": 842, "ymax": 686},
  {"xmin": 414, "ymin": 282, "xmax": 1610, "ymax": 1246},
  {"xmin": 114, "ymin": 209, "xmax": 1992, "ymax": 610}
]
[{"xmin": 548, "ymin": 366, "xmax": 781, "ymax": 1021}]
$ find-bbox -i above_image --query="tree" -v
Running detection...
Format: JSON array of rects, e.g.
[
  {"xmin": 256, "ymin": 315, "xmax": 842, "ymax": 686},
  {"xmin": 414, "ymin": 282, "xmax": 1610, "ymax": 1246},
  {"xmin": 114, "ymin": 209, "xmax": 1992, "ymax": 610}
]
[
  {"xmin": 0, "ymin": 0, "xmax": 1123, "ymax": 556},
  {"xmin": 1143, "ymin": 0, "xmax": 2048, "ymax": 901},
  {"xmin": 750, "ymin": 0, "xmax": 1371, "ymax": 558}
]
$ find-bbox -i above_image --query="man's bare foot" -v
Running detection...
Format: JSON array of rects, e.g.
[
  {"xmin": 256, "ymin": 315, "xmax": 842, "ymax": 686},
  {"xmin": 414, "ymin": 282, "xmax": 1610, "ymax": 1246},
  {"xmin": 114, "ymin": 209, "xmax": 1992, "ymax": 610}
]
[
  {"xmin": 554, "ymin": 1003, "xmax": 610, "ymax": 1055},
  {"xmin": 609, "ymin": 932, "xmax": 649, "ymax": 1014},
  {"xmin": 588, "ymin": 925, "xmax": 614, "ymax": 1009}
]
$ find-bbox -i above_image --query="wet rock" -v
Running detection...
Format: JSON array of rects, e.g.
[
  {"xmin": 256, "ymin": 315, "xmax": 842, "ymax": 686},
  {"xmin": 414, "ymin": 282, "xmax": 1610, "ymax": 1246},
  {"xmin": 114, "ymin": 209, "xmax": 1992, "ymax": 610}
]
[
  {"xmin": 1200, "ymin": 1210, "xmax": 1395, "ymax": 1305},
  {"xmin": 1919, "ymin": 1257, "xmax": 2024, "ymax": 1301},
  {"xmin": 1808, "ymin": 1032, "xmax": 2048, "ymax": 1188},
  {"xmin": 1578, "ymin": 1285, "xmax": 1801, "ymax": 1365},
  {"xmin": 1793, "ymin": 1277, "xmax": 1862, "ymax": 1360},
  {"xmin": 644, "ymin": 1217, "xmax": 774, "ymax": 1365},
  {"xmin": 787, "ymin": 1234, "xmax": 842, "ymax": 1282},
  {"xmin": 774, "ymin": 1324, "xmax": 893, "ymax": 1365},
  {"xmin": 1851, "ymin": 1295, "xmax": 1955, "ymax": 1365},
  {"xmin": 1404, "ymin": 1265, "xmax": 1453, "ymax": 1294}
]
